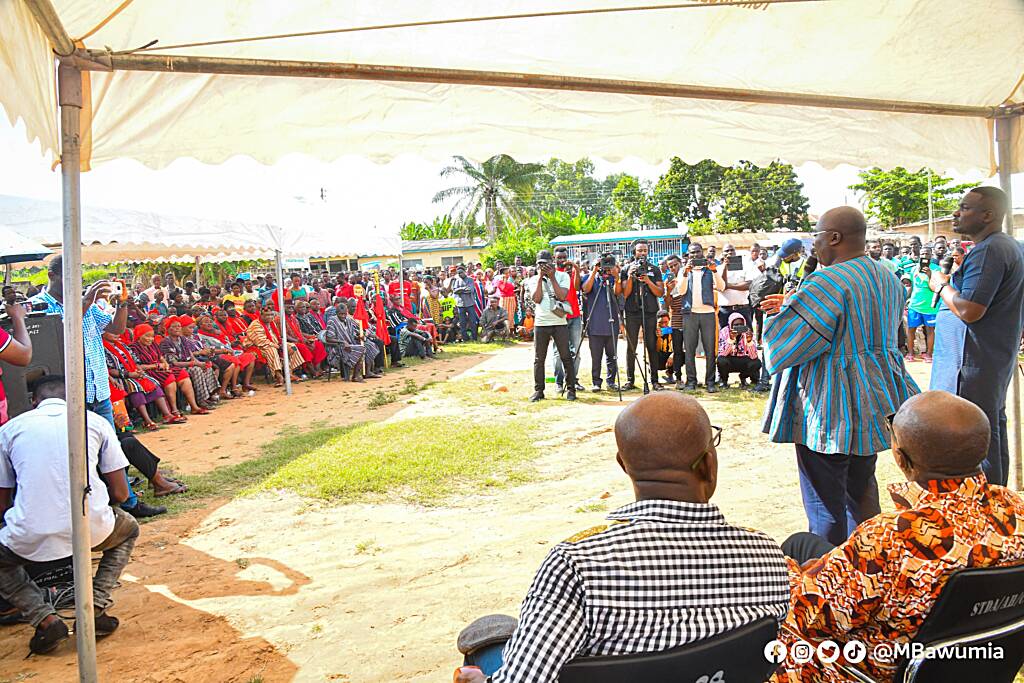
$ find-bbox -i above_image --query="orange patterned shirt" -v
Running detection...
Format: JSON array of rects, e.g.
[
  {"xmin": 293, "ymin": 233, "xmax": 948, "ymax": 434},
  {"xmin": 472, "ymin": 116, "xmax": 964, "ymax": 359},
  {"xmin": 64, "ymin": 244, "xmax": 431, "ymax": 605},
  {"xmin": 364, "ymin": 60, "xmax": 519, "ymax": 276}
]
[{"xmin": 773, "ymin": 474, "xmax": 1024, "ymax": 682}]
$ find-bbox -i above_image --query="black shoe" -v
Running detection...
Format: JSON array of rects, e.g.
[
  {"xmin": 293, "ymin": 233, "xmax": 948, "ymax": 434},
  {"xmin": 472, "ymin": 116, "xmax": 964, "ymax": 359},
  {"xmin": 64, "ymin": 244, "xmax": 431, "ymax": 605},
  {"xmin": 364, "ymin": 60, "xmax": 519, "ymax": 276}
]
[
  {"xmin": 674, "ymin": 381, "xmax": 686, "ymax": 391},
  {"xmin": 125, "ymin": 501, "xmax": 167, "ymax": 518},
  {"xmin": 651, "ymin": 383, "xmax": 663, "ymax": 391},
  {"xmin": 684, "ymin": 381, "xmax": 698, "ymax": 391},
  {"xmin": 706, "ymin": 382, "xmax": 718, "ymax": 394},
  {"xmin": 29, "ymin": 617, "xmax": 68, "ymax": 655},
  {"xmin": 94, "ymin": 613, "xmax": 120, "ymax": 637},
  {"xmin": 529, "ymin": 391, "xmax": 545, "ymax": 402},
  {"xmin": 392, "ymin": 362, "xmax": 406, "ymax": 368},
  {"xmin": 752, "ymin": 382, "xmax": 771, "ymax": 393},
  {"xmin": 621, "ymin": 382, "xmax": 637, "ymax": 391},
  {"xmin": 718, "ymin": 379, "xmax": 729, "ymax": 388},
  {"xmin": 605, "ymin": 382, "xmax": 619, "ymax": 392},
  {"xmin": 565, "ymin": 389, "xmax": 577, "ymax": 401},
  {"xmin": 574, "ymin": 383, "xmax": 586, "ymax": 392}
]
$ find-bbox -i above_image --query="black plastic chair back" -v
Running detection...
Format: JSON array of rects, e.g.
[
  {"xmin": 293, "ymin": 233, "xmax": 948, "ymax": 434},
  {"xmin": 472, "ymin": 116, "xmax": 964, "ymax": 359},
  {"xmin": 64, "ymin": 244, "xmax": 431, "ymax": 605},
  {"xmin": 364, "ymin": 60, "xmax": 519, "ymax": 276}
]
[
  {"xmin": 558, "ymin": 617, "xmax": 780, "ymax": 683},
  {"xmin": 894, "ymin": 564, "xmax": 1024, "ymax": 683}
]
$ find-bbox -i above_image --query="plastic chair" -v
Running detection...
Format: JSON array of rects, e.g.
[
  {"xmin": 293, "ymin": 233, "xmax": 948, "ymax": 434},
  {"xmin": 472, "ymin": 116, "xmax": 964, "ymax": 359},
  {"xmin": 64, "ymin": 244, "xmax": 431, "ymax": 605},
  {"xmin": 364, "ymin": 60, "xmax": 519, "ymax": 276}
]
[
  {"xmin": 838, "ymin": 564, "xmax": 1024, "ymax": 683},
  {"xmin": 558, "ymin": 616, "xmax": 780, "ymax": 683}
]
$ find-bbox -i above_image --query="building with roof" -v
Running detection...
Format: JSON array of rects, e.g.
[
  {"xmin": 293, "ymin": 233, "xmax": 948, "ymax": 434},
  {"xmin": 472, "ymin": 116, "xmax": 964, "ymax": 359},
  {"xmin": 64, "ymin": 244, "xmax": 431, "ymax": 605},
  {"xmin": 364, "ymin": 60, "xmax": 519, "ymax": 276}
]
[{"xmin": 397, "ymin": 238, "xmax": 489, "ymax": 270}]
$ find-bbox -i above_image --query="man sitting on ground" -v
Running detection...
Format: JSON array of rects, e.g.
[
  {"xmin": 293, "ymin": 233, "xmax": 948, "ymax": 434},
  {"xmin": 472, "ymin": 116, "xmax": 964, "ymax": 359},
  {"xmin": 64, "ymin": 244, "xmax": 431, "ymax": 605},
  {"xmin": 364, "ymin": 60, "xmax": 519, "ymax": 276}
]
[
  {"xmin": 455, "ymin": 392, "xmax": 790, "ymax": 682},
  {"xmin": 774, "ymin": 391, "xmax": 1024, "ymax": 682},
  {"xmin": 0, "ymin": 375, "xmax": 139, "ymax": 654},
  {"xmin": 399, "ymin": 319, "xmax": 434, "ymax": 360},
  {"xmin": 478, "ymin": 295, "xmax": 510, "ymax": 343}
]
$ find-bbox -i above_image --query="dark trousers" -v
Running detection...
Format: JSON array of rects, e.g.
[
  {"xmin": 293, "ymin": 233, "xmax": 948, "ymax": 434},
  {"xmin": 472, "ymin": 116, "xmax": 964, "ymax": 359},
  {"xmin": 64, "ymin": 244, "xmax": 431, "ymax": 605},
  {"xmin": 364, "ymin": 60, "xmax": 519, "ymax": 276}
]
[
  {"xmin": 718, "ymin": 304, "xmax": 753, "ymax": 330},
  {"xmin": 588, "ymin": 334, "xmax": 617, "ymax": 387},
  {"xmin": 754, "ymin": 308, "xmax": 765, "ymax": 345},
  {"xmin": 782, "ymin": 532, "xmax": 836, "ymax": 564},
  {"xmin": 624, "ymin": 314, "xmax": 658, "ymax": 385},
  {"xmin": 795, "ymin": 444, "xmax": 881, "ymax": 546},
  {"xmin": 458, "ymin": 306, "xmax": 479, "ymax": 341},
  {"xmin": 533, "ymin": 325, "xmax": 576, "ymax": 393},
  {"xmin": 369, "ymin": 337, "xmax": 386, "ymax": 371},
  {"xmin": 682, "ymin": 311, "xmax": 717, "ymax": 385},
  {"xmin": 671, "ymin": 328, "xmax": 686, "ymax": 379},
  {"xmin": 118, "ymin": 432, "xmax": 160, "ymax": 481},
  {"xmin": 959, "ymin": 375, "xmax": 1011, "ymax": 486},
  {"xmin": 387, "ymin": 337, "xmax": 402, "ymax": 364},
  {"xmin": 717, "ymin": 355, "xmax": 761, "ymax": 384}
]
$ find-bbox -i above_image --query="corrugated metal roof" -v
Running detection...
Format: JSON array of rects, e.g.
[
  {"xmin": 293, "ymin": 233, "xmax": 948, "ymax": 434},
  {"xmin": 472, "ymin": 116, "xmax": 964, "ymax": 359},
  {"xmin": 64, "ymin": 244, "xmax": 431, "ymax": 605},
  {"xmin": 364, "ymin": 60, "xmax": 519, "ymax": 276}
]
[{"xmin": 402, "ymin": 238, "xmax": 489, "ymax": 253}]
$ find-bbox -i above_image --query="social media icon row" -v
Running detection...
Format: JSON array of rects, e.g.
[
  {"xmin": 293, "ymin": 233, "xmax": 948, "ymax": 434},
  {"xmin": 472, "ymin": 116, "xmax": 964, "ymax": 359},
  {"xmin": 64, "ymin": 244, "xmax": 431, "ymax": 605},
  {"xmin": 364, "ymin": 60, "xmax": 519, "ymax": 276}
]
[{"xmin": 763, "ymin": 639, "xmax": 867, "ymax": 664}]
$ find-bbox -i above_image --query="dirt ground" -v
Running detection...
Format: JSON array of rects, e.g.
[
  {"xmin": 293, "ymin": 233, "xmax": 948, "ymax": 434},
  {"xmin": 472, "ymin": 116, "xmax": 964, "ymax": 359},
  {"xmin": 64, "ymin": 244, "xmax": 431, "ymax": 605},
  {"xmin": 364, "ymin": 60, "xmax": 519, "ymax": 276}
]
[{"xmin": 0, "ymin": 343, "xmax": 936, "ymax": 683}]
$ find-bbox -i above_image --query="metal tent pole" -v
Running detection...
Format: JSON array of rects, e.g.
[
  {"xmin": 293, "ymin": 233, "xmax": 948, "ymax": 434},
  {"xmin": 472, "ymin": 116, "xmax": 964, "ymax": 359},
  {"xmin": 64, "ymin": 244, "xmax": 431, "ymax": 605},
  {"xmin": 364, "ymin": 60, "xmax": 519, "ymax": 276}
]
[
  {"xmin": 275, "ymin": 249, "xmax": 293, "ymax": 395},
  {"xmin": 58, "ymin": 62, "xmax": 99, "ymax": 683},
  {"xmin": 995, "ymin": 113, "xmax": 1021, "ymax": 489},
  {"xmin": 398, "ymin": 242, "xmax": 405, "ymax": 308}
]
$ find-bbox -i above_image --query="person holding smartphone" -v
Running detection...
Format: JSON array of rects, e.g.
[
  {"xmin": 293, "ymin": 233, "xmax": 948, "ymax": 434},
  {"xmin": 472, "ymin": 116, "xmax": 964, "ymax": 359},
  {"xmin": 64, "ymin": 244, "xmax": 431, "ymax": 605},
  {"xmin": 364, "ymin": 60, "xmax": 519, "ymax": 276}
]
[
  {"xmin": 526, "ymin": 250, "xmax": 576, "ymax": 402},
  {"xmin": 674, "ymin": 243, "xmax": 725, "ymax": 392}
]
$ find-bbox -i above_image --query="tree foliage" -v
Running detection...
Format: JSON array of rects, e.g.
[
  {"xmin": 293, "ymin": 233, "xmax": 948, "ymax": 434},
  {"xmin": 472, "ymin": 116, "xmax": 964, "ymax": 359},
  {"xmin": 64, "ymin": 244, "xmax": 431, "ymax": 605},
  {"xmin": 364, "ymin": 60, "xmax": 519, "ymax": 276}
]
[
  {"xmin": 651, "ymin": 158, "xmax": 726, "ymax": 223},
  {"xmin": 399, "ymin": 215, "xmax": 484, "ymax": 242},
  {"xmin": 532, "ymin": 208, "xmax": 616, "ymax": 240},
  {"xmin": 481, "ymin": 224, "xmax": 548, "ymax": 269},
  {"xmin": 531, "ymin": 158, "xmax": 618, "ymax": 219},
  {"xmin": 849, "ymin": 167, "xmax": 973, "ymax": 228},
  {"xmin": 433, "ymin": 155, "xmax": 545, "ymax": 241},
  {"xmin": 718, "ymin": 161, "xmax": 810, "ymax": 232}
]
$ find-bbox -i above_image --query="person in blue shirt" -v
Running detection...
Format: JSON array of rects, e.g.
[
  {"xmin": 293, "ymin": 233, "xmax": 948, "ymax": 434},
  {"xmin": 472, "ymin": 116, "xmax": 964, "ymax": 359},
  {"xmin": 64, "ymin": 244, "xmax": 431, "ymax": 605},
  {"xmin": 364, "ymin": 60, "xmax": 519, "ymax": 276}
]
[
  {"xmin": 930, "ymin": 186, "xmax": 1024, "ymax": 486},
  {"xmin": 581, "ymin": 257, "xmax": 623, "ymax": 392},
  {"xmin": 257, "ymin": 274, "xmax": 278, "ymax": 305}
]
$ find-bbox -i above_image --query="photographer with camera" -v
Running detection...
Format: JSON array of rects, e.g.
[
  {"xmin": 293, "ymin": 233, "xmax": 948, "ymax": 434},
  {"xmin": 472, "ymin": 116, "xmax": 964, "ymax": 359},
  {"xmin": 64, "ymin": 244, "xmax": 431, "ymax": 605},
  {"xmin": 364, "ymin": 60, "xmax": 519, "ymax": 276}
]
[
  {"xmin": 717, "ymin": 244, "xmax": 759, "ymax": 331},
  {"xmin": 674, "ymin": 243, "xmax": 725, "ymax": 393},
  {"xmin": 526, "ymin": 250, "xmax": 577, "ymax": 402},
  {"xmin": 619, "ymin": 240, "xmax": 664, "ymax": 391},
  {"xmin": 581, "ymin": 253, "xmax": 623, "ymax": 391},
  {"xmin": 906, "ymin": 246, "xmax": 938, "ymax": 362},
  {"xmin": 552, "ymin": 247, "xmax": 584, "ymax": 393},
  {"xmin": 716, "ymin": 313, "xmax": 761, "ymax": 388}
]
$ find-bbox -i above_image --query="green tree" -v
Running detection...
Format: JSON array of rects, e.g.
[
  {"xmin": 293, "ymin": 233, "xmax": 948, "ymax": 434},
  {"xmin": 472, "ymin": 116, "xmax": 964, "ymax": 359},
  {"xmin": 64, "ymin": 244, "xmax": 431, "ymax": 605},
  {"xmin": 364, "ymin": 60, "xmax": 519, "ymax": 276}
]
[
  {"xmin": 481, "ymin": 224, "xmax": 548, "ymax": 268},
  {"xmin": 433, "ymin": 154, "xmax": 546, "ymax": 242},
  {"xmin": 531, "ymin": 158, "xmax": 615, "ymax": 218},
  {"xmin": 651, "ymin": 158, "xmax": 727, "ymax": 223},
  {"xmin": 531, "ymin": 208, "xmax": 617, "ymax": 240},
  {"xmin": 717, "ymin": 161, "xmax": 810, "ymax": 232},
  {"xmin": 849, "ymin": 167, "xmax": 973, "ymax": 228},
  {"xmin": 399, "ymin": 215, "xmax": 483, "ymax": 242}
]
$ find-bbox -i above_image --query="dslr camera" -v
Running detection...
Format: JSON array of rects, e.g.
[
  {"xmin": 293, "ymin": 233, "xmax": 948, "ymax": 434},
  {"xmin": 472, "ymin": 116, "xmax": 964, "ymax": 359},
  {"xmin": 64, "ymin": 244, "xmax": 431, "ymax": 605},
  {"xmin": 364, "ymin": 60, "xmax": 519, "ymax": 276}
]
[
  {"xmin": 631, "ymin": 255, "xmax": 656, "ymax": 279},
  {"xmin": 598, "ymin": 252, "xmax": 617, "ymax": 274}
]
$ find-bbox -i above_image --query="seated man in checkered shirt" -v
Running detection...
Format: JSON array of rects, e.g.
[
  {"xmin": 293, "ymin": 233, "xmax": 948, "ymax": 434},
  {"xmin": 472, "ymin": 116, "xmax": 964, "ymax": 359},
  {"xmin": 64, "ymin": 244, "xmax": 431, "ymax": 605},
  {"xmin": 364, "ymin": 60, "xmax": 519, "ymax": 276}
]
[{"xmin": 455, "ymin": 392, "xmax": 791, "ymax": 682}]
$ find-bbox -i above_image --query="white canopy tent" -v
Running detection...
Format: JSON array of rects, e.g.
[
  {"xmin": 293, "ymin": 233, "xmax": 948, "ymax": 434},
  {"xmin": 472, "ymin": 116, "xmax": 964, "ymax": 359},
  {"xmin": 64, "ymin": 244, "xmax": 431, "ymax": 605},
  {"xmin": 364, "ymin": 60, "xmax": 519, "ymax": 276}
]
[{"xmin": 2, "ymin": 2, "xmax": 1022, "ymax": 680}]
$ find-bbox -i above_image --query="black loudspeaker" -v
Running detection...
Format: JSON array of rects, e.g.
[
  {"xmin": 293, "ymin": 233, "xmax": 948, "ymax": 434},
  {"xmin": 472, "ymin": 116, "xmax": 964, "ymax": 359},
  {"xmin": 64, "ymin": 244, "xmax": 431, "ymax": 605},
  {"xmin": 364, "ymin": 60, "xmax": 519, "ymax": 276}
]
[{"xmin": 0, "ymin": 313, "xmax": 65, "ymax": 419}]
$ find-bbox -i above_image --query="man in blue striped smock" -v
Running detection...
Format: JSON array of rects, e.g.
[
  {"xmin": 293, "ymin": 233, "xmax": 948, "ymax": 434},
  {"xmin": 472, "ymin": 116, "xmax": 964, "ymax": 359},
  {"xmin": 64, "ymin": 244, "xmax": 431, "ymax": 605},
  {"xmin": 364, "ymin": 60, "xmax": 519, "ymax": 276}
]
[{"xmin": 760, "ymin": 207, "xmax": 919, "ymax": 545}]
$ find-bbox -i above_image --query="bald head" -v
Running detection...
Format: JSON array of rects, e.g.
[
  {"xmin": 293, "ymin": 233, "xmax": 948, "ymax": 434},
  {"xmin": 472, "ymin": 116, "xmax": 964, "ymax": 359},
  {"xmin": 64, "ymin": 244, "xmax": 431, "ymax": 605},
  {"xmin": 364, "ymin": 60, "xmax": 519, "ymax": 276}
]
[
  {"xmin": 815, "ymin": 206, "xmax": 867, "ymax": 266},
  {"xmin": 892, "ymin": 391, "xmax": 990, "ymax": 478},
  {"xmin": 615, "ymin": 393, "xmax": 717, "ymax": 503}
]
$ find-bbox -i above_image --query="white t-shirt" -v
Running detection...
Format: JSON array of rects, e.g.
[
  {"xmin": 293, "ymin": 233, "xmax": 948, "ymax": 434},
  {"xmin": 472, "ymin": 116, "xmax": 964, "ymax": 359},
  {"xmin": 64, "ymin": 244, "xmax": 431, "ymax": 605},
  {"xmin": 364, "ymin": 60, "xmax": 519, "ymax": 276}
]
[
  {"xmin": 526, "ymin": 270, "xmax": 571, "ymax": 327},
  {"xmin": 719, "ymin": 257, "xmax": 764, "ymax": 307},
  {"xmin": 0, "ymin": 398, "xmax": 129, "ymax": 561}
]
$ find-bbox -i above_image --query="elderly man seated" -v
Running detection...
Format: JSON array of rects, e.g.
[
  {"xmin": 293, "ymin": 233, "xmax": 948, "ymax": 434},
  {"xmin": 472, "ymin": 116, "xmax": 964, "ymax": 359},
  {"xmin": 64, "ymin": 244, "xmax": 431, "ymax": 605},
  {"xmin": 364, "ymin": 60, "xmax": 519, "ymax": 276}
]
[
  {"xmin": 773, "ymin": 391, "xmax": 1024, "ymax": 683},
  {"xmin": 478, "ymin": 295, "xmax": 510, "ymax": 343},
  {"xmin": 0, "ymin": 376, "xmax": 139, "ymax": 655},
  {"xmin": 455, "ymin": 392, "xmax": 790, "ymax": 682}
]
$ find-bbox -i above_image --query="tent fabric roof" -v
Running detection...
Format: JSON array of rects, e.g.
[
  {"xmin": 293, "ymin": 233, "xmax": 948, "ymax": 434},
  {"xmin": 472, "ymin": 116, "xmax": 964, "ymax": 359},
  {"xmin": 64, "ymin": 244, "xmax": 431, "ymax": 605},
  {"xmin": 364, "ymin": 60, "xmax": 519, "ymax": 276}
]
[
  {"xmin": 0, "ymin": 194, "xmax": 400, "ymax": 262},
  {"xmin": 3, "ymin": 1, "xmax": 1022, "ymax": 173}
]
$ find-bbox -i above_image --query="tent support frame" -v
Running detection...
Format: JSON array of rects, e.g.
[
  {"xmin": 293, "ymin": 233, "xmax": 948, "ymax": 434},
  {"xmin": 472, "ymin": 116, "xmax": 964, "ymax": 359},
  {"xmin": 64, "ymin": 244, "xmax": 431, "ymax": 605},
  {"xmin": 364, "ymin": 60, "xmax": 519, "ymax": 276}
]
[
  {"xmin": 275, "ymin": 249, "xmax": 293, "ymax": 395},
  {"xmin": 58, "ymin": 61, "xmax": 100, "ymax": 683},
  {"xmin": 70, "ymin": 49, "xmax": 1022, "ymax": 121},
  {"xmin": 995, "ymin": 114, "xmax": 1022, "ymax": 489}
]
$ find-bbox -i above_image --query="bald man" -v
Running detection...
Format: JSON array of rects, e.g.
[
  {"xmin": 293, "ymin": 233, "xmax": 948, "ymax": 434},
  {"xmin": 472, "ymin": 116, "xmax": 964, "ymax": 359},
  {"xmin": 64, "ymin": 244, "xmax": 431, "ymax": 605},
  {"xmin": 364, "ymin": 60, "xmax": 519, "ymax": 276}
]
[
  {"xmin": 455, "ymin": 393, "xmax": 789, "ymax": 683},
  {"xmin": 760, "ymin": 207, "xmax": 918, "ymax": 545},
  {"xmin": 929, "ymin": 186, "xmax": 1024, "ymax": 486},
  {"xmin": 773, "ymin": 392, "xmax": 1024, "ymax": 683}
]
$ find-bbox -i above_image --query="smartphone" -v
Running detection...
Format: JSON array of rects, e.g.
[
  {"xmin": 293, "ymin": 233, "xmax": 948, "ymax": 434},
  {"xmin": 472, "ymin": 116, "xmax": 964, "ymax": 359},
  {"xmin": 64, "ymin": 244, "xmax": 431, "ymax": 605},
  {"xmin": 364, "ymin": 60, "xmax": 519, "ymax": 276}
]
[
  {"xmin": 918, "ymin": 257, "xmax": 931, "ymax": 272},
  {"xmin": 690, "ymin": 257, "xmax": 708, "ymax": 268},
  {"xmin": 726, "ymin": 256, "xmax": 744, "ymax": 271},
  {"xmin": 110, "ymin": 280, "xmax": 127, "ymax": 302}
]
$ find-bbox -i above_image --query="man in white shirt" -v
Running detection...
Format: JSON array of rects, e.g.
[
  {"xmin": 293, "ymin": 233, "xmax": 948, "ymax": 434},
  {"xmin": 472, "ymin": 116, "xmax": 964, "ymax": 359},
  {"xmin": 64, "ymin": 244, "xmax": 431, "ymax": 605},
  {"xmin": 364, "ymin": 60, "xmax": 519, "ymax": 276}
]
[
  {"xmin": 140, "ymin": 273, "xmax": 166, "ymax": 303},
  {"xmin": 0, "ymin": 375, "xmax": 139, "ymax": 655},
  {"xmin": 717, "ymin": 244, "xmax": 761, "ymax": 330},
  {"xmin": 675, "ymin": 243, "xmax": 726, "ymax": 392},
  {"xmin": 526, "ymin": 250, "xmax": 577, "ymax": 402}
]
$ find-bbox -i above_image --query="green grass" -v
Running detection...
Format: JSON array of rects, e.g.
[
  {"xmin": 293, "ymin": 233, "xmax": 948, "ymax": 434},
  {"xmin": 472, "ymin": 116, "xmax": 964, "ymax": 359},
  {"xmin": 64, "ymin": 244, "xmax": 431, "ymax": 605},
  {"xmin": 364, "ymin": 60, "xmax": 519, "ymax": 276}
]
[
  {"xmin": 434, "ymin": 371, "xmax": 608, "ymax": 414},
  {"xmin": 368, "ymin": 390, "xmax": 398, "ymax": 409},
  {"xmin": 143, "ymin": 425, "xmax": 356, "ymax": 519},
  {"xmin": 574, "ymin": 501, "xmax": 608, "ymax": 514},
  {"xmin": 253, "ymin": 416, "xmax": 537, "ymax": 504}
]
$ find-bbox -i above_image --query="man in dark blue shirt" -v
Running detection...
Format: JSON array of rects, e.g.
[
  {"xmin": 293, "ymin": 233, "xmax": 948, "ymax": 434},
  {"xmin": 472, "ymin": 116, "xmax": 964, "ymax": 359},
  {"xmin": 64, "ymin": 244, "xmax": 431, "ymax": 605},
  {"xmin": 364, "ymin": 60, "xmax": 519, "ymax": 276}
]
[
  {"xmin": 930, "ymin": 186, "xmax": 1024, "ymax": 486},
  {"xmin": 581, "ymin": 257, "xmax": 623, "ymax": 391}
]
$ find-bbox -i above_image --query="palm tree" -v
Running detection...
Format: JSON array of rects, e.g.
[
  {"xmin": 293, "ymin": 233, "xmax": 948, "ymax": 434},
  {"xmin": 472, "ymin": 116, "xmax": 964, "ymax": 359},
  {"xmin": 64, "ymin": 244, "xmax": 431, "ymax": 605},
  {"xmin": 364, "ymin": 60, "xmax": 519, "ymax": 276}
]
[{"xmin": 432, "ymin": 155, "xmax": 546, "ymax": 242}]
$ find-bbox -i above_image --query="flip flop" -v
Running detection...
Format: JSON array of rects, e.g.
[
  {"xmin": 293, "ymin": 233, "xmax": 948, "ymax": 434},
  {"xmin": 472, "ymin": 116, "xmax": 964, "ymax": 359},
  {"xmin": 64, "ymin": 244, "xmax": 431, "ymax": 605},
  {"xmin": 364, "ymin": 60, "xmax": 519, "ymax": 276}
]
[
  {"xmin": 154, "ymin": 482, "xmax": 187, "ymax": 497},
  {"xmin": 192, "ymin": 407, "xmax": 211, "ymax": 415},
  {"xmin": 163, "ymin": 415, "xmax": 187, "ymax": 425}
]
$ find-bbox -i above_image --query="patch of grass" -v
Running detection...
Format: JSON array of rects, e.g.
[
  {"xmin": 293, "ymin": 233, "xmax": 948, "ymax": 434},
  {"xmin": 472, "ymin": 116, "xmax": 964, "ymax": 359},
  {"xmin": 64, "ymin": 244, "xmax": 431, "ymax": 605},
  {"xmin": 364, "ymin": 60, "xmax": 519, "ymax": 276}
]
[
  {"xmin": 254, "ymin": 417, "xmax": 538, "ymax": 504},
  {"xmin": 574, "ymin": 501, "xmax": 608, "ymax": 514},
  {"xmin": 246, "ymin": 677, "xmax": 264, "ymax": 683},
  {"xmin": 368, "ymin": 390, "xmax": 398, "ymax": 409},
  {"xmin": 264, "ymin": 411, "xmax": 277, "ymax": 417},
  {"xmin": 354, "ymin": 539, "xmax": 380, "ymax": 555},
  {"xmin": 144, "ymin": 425, "xmax": 357, "ymax": 519},
  {"xmin": 310, "ymin": 623, "xmax": 323, "ymax": 634},
  {"xmin": 235, "ymin": 557, "xmax": 251, "ymax": 569},
  {"xmin": 443, "ymin": 340, "xmax": 517, "ymax": 357},
  {"xmin": 399, "ymin": 378, "xmax": 419, "ymax": 395}
]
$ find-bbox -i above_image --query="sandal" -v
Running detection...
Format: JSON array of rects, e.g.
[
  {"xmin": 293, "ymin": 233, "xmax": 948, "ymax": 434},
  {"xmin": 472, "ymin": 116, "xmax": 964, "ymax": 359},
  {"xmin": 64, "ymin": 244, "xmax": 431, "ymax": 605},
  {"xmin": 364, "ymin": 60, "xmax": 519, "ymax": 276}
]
[
  {"xmin": 243, "ymin": 385, "xmax": 259, "ymax": 392},
  {"xmin": 163, "ymin": 415, "xmax": 187, "ymax": 425},
  {"xmin": 154, "ymin": 482, "xmax": 187, "ymax": 497},
  {"xmin": 140, "ymin": 422, "xmax": 160, "ymax": 431},
  {"xmin": 191, "ymin": 407, "xmax": 211, "ymax": 415}
]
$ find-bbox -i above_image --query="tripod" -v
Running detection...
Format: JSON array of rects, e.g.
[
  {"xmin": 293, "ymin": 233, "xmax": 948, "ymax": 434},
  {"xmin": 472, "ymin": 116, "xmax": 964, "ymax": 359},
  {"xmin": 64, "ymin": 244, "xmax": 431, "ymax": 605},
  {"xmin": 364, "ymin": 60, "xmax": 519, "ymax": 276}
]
[{"xmin": 619, "ymin": 262, "xmax": 653, "ymax": 395}]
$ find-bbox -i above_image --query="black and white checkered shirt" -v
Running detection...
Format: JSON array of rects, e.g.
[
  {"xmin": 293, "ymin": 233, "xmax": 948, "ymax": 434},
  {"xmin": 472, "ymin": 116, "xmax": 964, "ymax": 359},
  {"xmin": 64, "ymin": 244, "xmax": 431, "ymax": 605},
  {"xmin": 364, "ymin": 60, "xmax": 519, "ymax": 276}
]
[{"xmin": 491, "ymin": 499, "xmax": 790, "ymax": 683}]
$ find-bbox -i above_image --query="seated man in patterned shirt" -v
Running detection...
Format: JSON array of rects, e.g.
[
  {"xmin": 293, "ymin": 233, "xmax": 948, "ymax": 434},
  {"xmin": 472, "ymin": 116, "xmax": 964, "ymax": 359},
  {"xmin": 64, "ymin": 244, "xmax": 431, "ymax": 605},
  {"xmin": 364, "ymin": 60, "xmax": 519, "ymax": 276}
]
[
  {"xmin": 455, "ymin": 392, "xmax": 790, "ymax": 682},
  {"xmin": 773, "ymin": 391, "xmax": 1024, "ymax": 683}
]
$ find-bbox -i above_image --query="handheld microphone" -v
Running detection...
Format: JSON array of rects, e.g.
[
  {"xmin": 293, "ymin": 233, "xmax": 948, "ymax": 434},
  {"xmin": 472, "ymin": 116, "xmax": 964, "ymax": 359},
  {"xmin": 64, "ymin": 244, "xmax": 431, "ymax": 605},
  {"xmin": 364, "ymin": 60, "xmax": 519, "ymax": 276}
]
[
  {"xmin": 931, "ymin": 255, "xmax": 955, "ymax": 307},
  {"xmin": 803, "ymin": 254, "xmax": 818, "ymax": 277}
]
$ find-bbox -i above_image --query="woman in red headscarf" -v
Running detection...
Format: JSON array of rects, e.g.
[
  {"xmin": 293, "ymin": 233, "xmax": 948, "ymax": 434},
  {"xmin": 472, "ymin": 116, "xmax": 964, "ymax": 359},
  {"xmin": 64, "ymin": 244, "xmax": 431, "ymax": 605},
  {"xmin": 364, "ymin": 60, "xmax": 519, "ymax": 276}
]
[
  {"xmin": 128, "ymin": 322, "xmax": 209, "ymax": 416},
  {"xmin": 244, "ymin": 305, "xmax": 305, "ymax": 386},
  {"xmin": 104, "ymin": 330, "xmax": 185, "ymax": 428},
  {"xmin": 285, "ymin": 301, "xmax": 326, "ymax": 378},
  {"xmin": 196, "ymin": 313, "xmax": 257, "ymax": 394}
]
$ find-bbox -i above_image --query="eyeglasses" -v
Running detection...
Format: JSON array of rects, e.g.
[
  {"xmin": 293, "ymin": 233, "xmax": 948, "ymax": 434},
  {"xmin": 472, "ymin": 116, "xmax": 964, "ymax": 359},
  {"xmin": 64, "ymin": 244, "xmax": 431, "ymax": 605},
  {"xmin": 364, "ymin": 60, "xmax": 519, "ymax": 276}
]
[{"xmin": 690, "ymin": 425, "xmax": 723, "ymax": 471}]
